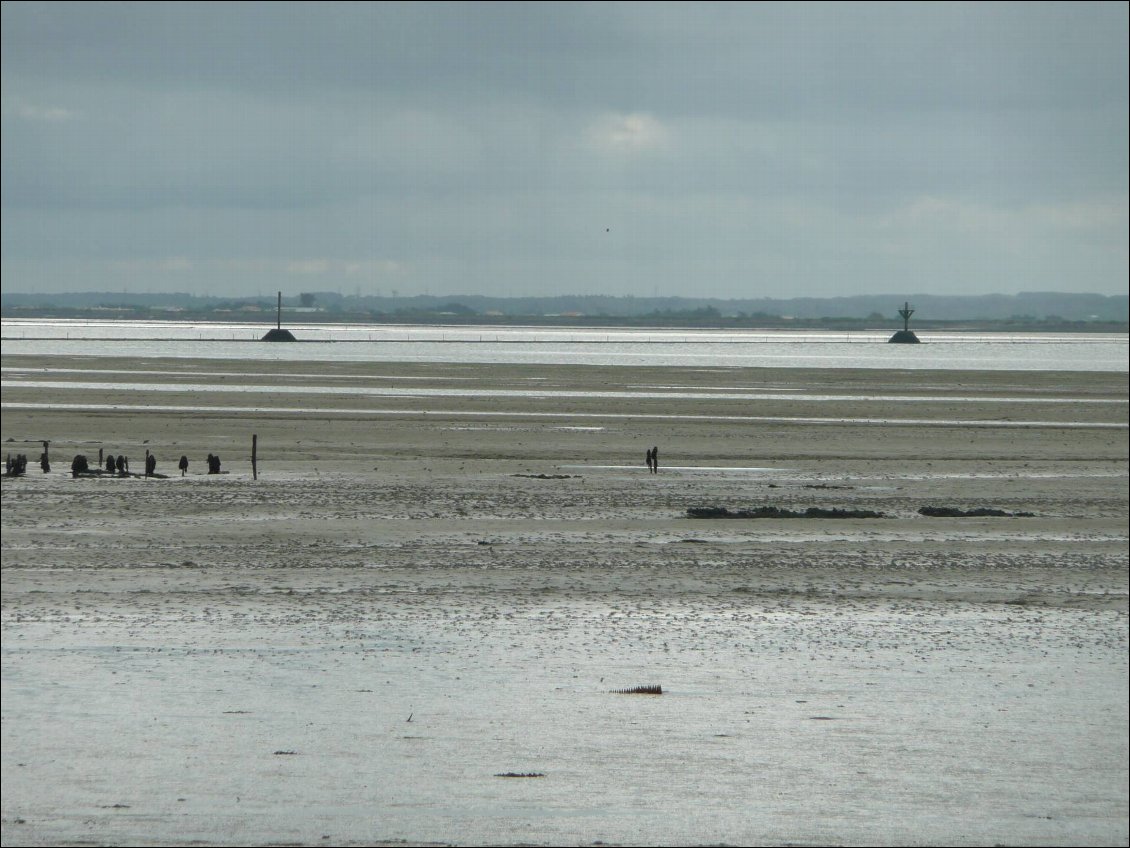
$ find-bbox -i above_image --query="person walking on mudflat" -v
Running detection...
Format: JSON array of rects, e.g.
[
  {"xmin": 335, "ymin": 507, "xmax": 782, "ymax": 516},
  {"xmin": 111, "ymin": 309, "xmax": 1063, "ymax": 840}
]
[
  {"xmin": 645, "ymin": 447, "xmax": 654, "ymax": 473},
  {"xmin": 651, "ymin": 446, "xmax": 659, "ymax": 474}
]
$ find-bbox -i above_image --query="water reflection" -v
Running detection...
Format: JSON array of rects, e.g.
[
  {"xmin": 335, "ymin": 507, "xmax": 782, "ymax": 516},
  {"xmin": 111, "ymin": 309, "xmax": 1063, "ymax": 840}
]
[
  {"xmin": 2, "ymin": 377, "xmax": 1125, "ymax": 406},
  {"xmin": 2, "ymin": 320, "xmax": 1126, "ymax": 371},
  {"xmin": 3, "ymin": 401, "xmax": 1124, "ymax": 429}
]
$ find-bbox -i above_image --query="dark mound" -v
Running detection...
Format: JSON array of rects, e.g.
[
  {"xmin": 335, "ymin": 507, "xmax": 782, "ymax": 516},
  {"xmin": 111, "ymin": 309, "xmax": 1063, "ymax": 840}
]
[
  {"xmin": 919, "ymin": 506, "xmax": 1035, "ymax": 518},
  {"xmin": 888, "ymin": 330, "xmax": 921, "ymax": 344},
  {"xmin": 262, "ymin": 328, "xmax": 298, "ymax": 342},
  {"xmin": 687, "ymin": 506, "xmax": 886, "ymax": 519}
]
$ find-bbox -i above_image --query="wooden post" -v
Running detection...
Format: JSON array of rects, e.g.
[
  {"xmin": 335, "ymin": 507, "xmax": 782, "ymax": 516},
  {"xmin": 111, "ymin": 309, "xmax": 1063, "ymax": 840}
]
[{"xmin": 252, "ymin": 434, "xmax": 258, "ymax": 480}]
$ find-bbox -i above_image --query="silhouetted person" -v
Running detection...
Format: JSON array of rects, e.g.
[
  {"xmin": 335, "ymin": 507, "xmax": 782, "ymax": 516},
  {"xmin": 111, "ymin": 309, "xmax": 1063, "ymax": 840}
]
[
  {"xmin": 179, "ymin": 455, "xmax": 189, "ymax": 476},
  {"xmin": 106, "ymin": 455, "xmax": 116, "ymax": 473},
  {"xmin": 645, "ymin": 447, "xmax": 654, "ymax": 473},
  {"xmin": 115, "ymin": 455, "xmax": 125, "ymax": 475},
  {"xmin": 40, "ymin": 452, "xmax": 50, "ymax": 473},
  {"xmin": 651, "ymin": 446, "xmax": 659, "ymax": 474},
  {"xmin": 145, "ymin": 453, "xmax": 157, "ymax": 477},
  {"xmin": 71, "ymin": 455, "xmax": 89, "ymax": 477}
]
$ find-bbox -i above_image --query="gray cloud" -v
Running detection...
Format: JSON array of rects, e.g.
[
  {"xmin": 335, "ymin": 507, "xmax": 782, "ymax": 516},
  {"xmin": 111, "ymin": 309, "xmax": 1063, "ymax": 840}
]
[{"xmin": 2, "ymin": 1, "xmax": 1126, "ymax": 298}]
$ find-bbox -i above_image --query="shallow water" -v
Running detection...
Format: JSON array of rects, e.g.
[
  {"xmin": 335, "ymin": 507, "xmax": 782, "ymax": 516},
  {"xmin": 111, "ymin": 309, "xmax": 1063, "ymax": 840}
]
[
  {"xmin": 4, "ymin": 401, "xmax": 1123, "ymax": 430},
  {"xmin": 3, "ymin": 319, "xmax": 1126, "ymax": 371},
  {"xmin": 5, "ymin": 375, "xmax": 1127, "ymax": 405}
]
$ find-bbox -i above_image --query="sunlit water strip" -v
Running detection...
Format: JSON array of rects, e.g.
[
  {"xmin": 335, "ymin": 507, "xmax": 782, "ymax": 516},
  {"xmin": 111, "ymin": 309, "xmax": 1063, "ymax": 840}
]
[
  {"xmin": 0, "ymin": 366, "xmax": 478, "ymax": 382},
  {"xmin": 1, "ymin": 318, "xmax": 1124, "ymax": 344},
  {"xmin": 2, "ymin": 377, "xmax": 1126, "ymax": 406},
  {"xmin": 3, "ymin": 402, "xmax": 1124, "ymax": 429},
  {"xmin": 2, "ymin": 320, "xmax": 1126, "ymax": 371}
]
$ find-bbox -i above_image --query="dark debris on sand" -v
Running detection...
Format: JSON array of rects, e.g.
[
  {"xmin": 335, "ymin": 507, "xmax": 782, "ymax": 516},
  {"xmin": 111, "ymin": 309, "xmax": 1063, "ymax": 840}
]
[{"xmin": 687, "ymin": 506, "xmax": 886, "ymax": 520}]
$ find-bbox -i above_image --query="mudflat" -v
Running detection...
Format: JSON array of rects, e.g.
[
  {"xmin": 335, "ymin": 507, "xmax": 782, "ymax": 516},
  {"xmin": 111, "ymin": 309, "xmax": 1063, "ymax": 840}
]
[{"xmin": 2, "ymin": 354, "xmax": 1127, "ymax": 847}]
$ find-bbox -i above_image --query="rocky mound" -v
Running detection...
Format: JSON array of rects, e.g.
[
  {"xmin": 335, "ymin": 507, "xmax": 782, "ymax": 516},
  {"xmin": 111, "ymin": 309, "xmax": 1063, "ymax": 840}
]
[
  {"xmin": 918, "ymin": 506, "xmax": 1035, "ymax": 518},
  {"xmin": 687, "ymin": 506, "xmax": 886, "ymax": 519}
]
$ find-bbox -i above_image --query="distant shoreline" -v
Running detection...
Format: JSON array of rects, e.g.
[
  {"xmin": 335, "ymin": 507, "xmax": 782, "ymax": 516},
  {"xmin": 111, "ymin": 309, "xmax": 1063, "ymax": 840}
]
[
  {"xmin": 2, "ymin": 288, "xmax": 1126, "ymax": 332},
  {"xmin": 2, "ymin": 308, "xmax": 1126, "ymax": 334}
]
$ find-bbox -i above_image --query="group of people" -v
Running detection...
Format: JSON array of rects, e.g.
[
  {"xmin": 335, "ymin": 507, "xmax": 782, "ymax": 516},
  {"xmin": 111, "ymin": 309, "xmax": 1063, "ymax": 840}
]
[
  {"xmin": 4, "ymin": 453, "xmax": 29, "ymax": 477},
  {"xmin": 4, "ymin": 442, "xmax": 51, "ymax": 476},
  {"xmin": 645, "ymin": 445, "xmax": 660, "ymax": 474},
  {"xmin": 66, "ymin": 451, "xmax": 130, "ymax": 477},
  {"xmin": 64, "ymin": 450, "xmax": 220, "ymax": 478},
  {"xmin": 105, "ymin": 454, "xmax": 130, "ymax": 475}
]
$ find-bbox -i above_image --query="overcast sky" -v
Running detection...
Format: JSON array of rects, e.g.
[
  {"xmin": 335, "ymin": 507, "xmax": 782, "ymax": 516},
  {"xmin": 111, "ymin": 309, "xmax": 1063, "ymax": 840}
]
[{"xmin": 2, "ymin": 1, "xmax": 1127, "ymax": 300}]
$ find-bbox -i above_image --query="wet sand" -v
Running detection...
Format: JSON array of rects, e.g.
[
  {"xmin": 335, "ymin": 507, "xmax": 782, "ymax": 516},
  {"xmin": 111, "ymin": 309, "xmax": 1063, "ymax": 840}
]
[{"xmin": 2, "ymin": 355, "xmax": 1127, "ymax": 846}]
